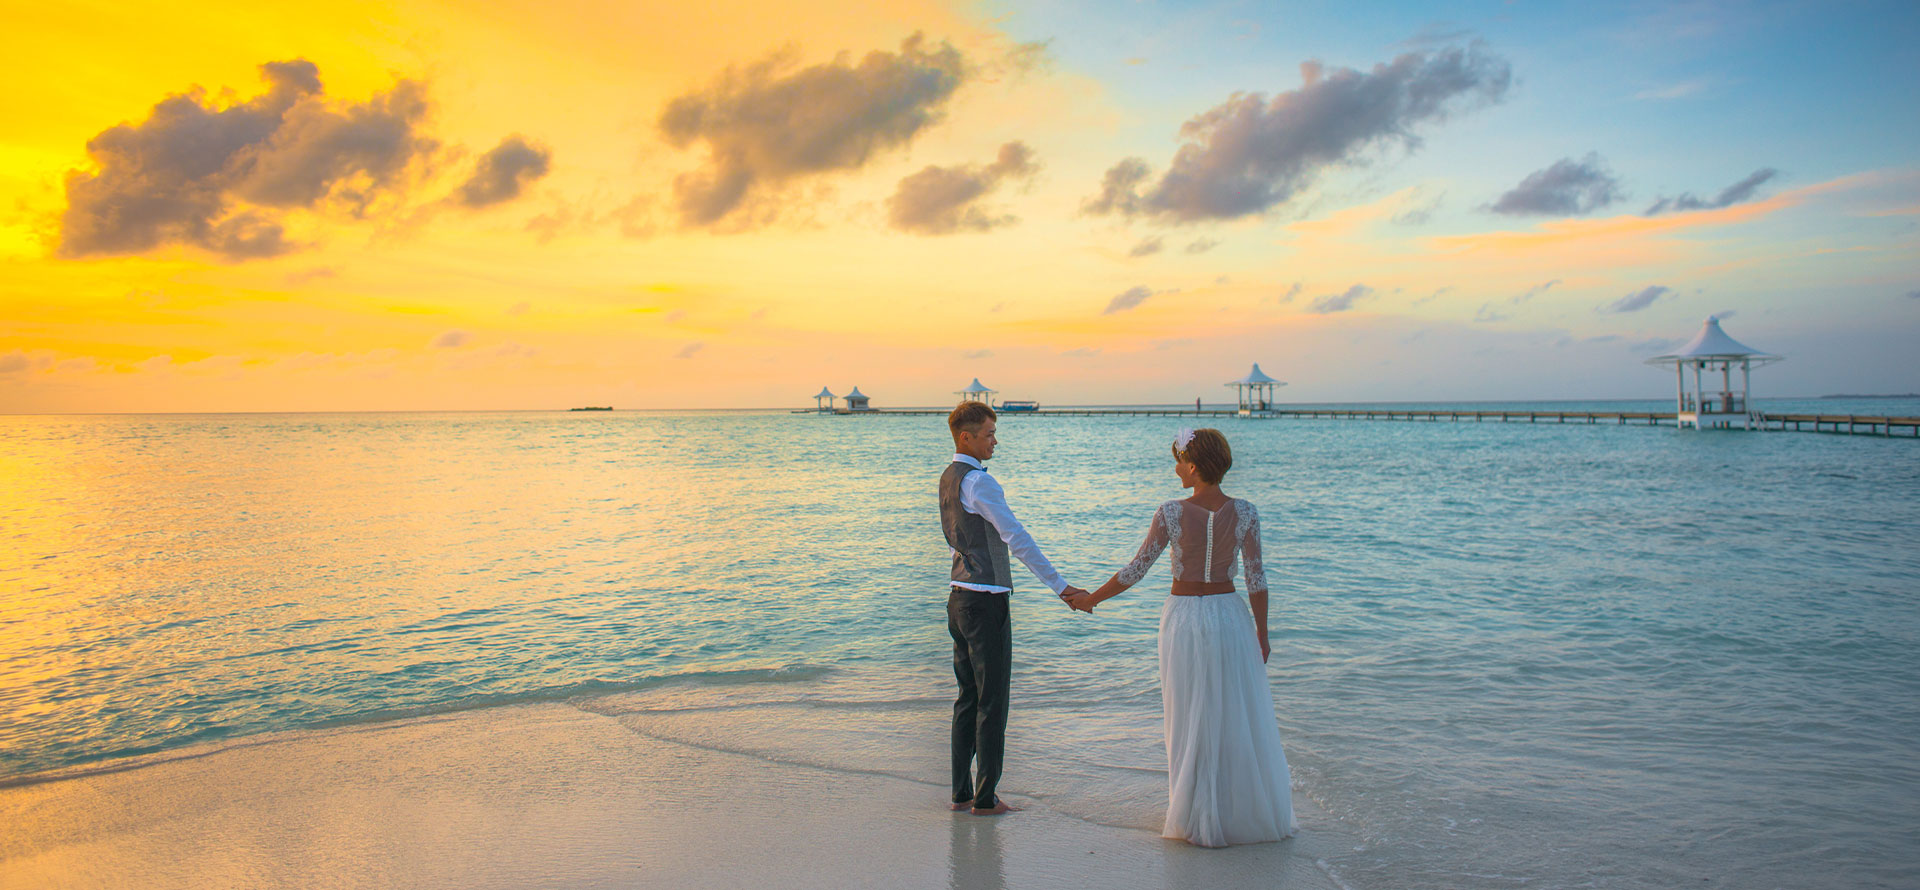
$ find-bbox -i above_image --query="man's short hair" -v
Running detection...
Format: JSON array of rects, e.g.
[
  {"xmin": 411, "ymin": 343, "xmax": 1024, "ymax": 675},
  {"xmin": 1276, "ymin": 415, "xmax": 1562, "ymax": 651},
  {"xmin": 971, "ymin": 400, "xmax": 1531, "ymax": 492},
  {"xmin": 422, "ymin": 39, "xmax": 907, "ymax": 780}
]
[{"xmin": 948, "ymin": 401, "xmax": 997, "ymax": 436}]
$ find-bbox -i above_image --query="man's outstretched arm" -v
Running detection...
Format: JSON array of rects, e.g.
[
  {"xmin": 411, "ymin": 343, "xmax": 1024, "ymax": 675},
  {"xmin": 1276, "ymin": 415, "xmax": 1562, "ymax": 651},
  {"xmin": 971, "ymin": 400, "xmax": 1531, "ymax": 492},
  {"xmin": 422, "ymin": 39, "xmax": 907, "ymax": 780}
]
[{"xmin": 962, "ymin": 472, "xmax": 1070, "ymax": 595}]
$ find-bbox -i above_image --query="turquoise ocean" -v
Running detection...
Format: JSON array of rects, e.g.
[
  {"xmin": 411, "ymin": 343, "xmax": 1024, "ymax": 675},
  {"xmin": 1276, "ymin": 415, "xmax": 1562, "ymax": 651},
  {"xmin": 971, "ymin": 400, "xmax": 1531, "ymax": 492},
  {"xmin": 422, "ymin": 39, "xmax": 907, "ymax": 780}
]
[{"xmin": 3, "ymin": 400, "xmax": 1917, "ymax": 889}]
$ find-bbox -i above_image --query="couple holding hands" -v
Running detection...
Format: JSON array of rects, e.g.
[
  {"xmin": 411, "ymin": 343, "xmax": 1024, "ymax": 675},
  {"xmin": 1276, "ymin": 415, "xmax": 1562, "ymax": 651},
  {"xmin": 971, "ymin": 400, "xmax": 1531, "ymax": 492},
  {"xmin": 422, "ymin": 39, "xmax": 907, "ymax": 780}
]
[{"xmin": 938, "ymin": 400, "xmax": 1296, "ymax": 848}]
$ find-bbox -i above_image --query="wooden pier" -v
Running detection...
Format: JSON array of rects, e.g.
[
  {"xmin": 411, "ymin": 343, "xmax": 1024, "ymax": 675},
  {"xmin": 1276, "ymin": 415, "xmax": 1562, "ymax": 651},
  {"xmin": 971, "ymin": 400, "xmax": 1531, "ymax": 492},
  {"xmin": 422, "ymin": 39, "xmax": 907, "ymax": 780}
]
[{"xmin": 805, "ymin": 407, "xmax": 1920, "ymax": 437}]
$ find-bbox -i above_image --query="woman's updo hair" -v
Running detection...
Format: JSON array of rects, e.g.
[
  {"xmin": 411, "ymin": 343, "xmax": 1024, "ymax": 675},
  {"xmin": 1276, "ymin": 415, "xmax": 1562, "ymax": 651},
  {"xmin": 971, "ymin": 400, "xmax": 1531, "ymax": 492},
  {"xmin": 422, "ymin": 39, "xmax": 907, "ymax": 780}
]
[{"xmin": 1174, "ymin": 428, "xmax": 1232, "ymax": 484}]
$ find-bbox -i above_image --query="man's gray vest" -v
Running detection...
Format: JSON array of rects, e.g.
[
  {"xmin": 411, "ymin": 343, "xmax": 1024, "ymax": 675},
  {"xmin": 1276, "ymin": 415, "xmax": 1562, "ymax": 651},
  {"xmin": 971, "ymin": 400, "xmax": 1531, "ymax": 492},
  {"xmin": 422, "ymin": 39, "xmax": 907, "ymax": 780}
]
[{"xmin": 940, "ymin": 460, "xmax": 1013, "ymax": 590}]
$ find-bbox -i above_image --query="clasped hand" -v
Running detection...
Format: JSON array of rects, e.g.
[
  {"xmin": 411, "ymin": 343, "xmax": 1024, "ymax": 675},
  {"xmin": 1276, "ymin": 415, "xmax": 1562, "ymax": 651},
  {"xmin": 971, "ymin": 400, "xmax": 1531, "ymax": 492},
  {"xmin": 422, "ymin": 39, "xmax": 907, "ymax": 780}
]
[{"xmin": 1058, "ymin": 586, "xmax": 1096, "ymax": 613}]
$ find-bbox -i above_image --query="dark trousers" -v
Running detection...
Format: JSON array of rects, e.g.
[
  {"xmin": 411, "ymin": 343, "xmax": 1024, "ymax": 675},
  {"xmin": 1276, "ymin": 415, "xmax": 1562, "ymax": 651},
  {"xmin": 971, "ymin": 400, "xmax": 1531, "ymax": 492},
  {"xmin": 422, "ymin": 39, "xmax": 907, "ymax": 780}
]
[{"xmin": 948, "ymin": 587, "xmax": 1011, "ymax": 809}]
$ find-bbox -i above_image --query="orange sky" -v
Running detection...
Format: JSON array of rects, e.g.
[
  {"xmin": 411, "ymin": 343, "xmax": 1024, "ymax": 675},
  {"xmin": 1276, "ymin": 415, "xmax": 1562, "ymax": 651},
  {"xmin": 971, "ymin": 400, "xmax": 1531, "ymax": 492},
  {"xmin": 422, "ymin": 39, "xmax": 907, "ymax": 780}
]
[{"xmin": 2, "ymin": 0, "xmax": 1916, "ymax": 411}]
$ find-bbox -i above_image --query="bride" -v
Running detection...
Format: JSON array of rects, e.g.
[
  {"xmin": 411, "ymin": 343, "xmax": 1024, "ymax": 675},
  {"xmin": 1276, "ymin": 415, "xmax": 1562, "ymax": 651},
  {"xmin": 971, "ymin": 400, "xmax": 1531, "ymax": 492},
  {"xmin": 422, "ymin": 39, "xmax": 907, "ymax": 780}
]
[{"xmin": 1064, "ymin": 428, "xmax": 1297, "ymax": 847}]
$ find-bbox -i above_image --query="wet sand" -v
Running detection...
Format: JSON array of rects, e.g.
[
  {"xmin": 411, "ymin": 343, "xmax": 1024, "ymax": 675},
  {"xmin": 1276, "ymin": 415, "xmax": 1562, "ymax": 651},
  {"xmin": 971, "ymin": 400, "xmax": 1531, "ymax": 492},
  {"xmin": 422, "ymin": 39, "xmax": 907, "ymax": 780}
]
[{"xmin": 0, "ymin": 700, "xmax": 1342, "ymax": 889}]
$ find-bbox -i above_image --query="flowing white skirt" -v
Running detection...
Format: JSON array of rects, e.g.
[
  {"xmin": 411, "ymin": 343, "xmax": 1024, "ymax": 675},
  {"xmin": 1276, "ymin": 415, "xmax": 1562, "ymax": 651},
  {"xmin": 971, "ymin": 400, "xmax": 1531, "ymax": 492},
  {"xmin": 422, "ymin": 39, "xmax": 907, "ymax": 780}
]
[{"xmin": 1159, "ymin": 593, "xmax": 1298, "ymax": 847}]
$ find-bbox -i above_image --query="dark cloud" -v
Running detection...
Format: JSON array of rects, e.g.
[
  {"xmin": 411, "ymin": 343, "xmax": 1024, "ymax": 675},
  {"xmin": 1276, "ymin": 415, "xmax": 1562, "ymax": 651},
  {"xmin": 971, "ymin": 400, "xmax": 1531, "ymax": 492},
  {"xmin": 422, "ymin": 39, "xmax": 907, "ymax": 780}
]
[
  {"xmin": 962, "ymin": 349, "xmax": 992, "ymax": 359},
  {"xmin": 58, "ymin": 59, "xmax": 436, "ymax": 260},
  {"xmin": 1274, "ymin": 281, "xmax": 1303, "ymax": 304},
  {"xmin": 886, "ymin": 141, "xmax": 1036, "ymax": 235},
  {"xmin": 1600, "ymin": 285, "xmax": 1671, "ymax": 314},
  {"xmin": 1629, "ymin": 336, "xmax": 1681, "ymax": 355},
  {"xmin": 675, "ymin": 342, "xmax": 705, "ymax": 359},
  {"xmin": 1184, "ymin": 238, "xmax": 1220, "ymax": 254},
  {"xmin": 433, "ymin": 330, "xmax": 469, "ymax": 348},
  {"xmin": 1104, "ymin": 285, "xmax": 1174, "ymax": 314},
  {"xmin": 1473, "ymin": 303, "xmax": 1508, "ymax": 323},
  {"xmin": 1083, "ymin": 45, "xmax": 1509, "ymax": 223},
  {"xmin": 661, "ymin": 34, "xmax": 967, "ymax": 227},
  {"xmin": 1488, "ymin": 154, "xmax": 1622, "ymax": 215},
  {"xmin": 1128, "ymin": 235, "xmax": 1164, "ymax": 257},
  {"xmin": 1643, "ymin": 168, "xmax": 1776, "ymax": 215},
  {"xmin": 1412, "ymin": 285, "xmax": 1451, "ymax": 305},
  {"xmin": 1308, "ymin": 284, "xmax": 1374, "ymax": 314},
  {"xmin": 458, "ymin": 135, "xmax": 551, "ymax": 208}
]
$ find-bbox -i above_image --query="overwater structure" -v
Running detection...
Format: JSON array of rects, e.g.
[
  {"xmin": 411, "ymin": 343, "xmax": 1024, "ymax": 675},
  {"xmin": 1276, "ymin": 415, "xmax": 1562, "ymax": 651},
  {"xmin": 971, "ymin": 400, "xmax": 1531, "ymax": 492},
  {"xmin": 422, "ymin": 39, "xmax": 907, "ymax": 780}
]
[{"xmin": 1646, "ymin": 317, "xmax": 1782, "ymax": 431}]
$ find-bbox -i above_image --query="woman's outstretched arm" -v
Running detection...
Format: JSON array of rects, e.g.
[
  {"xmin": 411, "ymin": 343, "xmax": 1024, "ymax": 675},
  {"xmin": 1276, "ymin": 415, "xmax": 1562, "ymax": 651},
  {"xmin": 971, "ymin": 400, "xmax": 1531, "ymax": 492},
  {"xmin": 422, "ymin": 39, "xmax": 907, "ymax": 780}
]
[{"xmin": 1067, "ymin": 506, "xmax": 1168, "ymax": 612}]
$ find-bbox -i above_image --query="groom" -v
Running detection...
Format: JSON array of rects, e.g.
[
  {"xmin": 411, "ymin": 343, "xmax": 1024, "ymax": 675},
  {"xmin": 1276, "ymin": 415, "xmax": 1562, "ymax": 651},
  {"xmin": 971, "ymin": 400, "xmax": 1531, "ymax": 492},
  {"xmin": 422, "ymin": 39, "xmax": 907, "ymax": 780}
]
[{"xmin": 940, "ymin": 401, "xmax": 1086, "ymax": 816}]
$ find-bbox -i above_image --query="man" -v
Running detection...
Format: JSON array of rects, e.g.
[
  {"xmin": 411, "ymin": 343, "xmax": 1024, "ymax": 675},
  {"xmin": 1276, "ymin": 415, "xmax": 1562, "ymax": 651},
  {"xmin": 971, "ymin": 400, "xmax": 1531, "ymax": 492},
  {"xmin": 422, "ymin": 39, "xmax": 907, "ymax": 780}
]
[{"xmin": 939, "ymin": 401, "xmax": 1086, "ymax": 816}]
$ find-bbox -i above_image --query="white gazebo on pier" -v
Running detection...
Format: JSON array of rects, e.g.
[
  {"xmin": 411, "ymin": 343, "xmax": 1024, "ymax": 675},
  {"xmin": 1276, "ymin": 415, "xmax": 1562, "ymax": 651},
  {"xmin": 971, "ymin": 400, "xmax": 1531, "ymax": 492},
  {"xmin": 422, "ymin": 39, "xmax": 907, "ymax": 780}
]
[
  {"xmin": 1646, "ymin": 316, "xmax": 1782, "ymax": 430},
  {"xmin": 812, "ymin": 387, "xmax": 837, "ymax": 414},
  {"xmin": 956, "ymin": 378, "xmax": 996, "ymax": 404},
  {"xmin": 1226, "ymin": 364, "xmax": 1287, "ymax": 415},
  {"xmin": 844, "ymin": 386, "xmax": 873, "ymax": 412}
]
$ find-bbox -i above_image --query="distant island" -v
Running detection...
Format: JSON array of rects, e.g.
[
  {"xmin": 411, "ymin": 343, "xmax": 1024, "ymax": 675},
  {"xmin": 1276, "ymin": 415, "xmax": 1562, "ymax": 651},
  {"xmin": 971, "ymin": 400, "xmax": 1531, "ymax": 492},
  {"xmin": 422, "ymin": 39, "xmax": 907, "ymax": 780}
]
[
  {"xmin": 1820, "ymin": 394, "xmax": 1920, "ymax": 400},
  {"xmin": 569, "ymin": 406, "xmax": 613, "ymax": 411}
]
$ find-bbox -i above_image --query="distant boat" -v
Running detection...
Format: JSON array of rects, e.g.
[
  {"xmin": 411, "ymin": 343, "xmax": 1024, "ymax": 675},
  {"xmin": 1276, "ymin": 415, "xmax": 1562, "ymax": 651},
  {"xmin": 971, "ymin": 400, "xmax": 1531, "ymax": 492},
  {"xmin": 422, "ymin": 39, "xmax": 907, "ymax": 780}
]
[
  {"xmin": 999, "ymin": 400, "xmax": 1040, "ymax": 412},
  {"xmin": 569, "ymin": 406, "xmax": 613, "ymax": 411}
]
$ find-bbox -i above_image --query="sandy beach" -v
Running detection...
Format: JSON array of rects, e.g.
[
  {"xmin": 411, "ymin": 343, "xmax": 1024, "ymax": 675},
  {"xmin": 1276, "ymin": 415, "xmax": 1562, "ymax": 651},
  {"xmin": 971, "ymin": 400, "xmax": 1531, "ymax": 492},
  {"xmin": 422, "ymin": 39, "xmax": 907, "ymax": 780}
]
[{"xmin": 0, "ymin": 699, "xmax": 1343, "ymax": 890}]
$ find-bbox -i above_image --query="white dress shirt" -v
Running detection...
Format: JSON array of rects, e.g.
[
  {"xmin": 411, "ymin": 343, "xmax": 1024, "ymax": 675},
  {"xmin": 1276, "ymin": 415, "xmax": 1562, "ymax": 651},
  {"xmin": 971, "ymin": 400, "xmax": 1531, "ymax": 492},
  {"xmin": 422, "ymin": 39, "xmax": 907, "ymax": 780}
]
[{"xmin": 949, "ymin": 453, "xmax": 1068, "ymax": 595}]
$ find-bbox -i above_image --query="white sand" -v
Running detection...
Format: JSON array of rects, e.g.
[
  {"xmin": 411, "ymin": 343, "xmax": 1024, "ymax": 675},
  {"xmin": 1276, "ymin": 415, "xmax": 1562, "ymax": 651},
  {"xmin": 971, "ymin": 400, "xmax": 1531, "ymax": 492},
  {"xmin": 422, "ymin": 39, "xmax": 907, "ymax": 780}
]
[{"xmin": 0, "ymin": 701, "xmax": 1345, "ymax": 889}]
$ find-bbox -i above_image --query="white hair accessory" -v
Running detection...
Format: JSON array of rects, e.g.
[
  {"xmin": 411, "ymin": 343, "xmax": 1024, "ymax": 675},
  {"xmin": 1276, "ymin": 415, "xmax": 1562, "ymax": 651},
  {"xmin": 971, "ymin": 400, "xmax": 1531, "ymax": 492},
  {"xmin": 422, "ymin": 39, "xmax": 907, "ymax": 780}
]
[{"xmin": 1174, "ymin": 428, "xmax": 1196, "ymax": 452}]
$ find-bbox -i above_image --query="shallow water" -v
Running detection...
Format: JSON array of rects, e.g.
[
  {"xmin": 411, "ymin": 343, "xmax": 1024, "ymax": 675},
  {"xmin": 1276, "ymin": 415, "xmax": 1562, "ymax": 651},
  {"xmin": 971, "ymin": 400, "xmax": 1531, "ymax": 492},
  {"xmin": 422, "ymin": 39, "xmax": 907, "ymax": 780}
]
[{"xmin": 4, "ymin": 403, "xmax": 1917, "ymax": 888}]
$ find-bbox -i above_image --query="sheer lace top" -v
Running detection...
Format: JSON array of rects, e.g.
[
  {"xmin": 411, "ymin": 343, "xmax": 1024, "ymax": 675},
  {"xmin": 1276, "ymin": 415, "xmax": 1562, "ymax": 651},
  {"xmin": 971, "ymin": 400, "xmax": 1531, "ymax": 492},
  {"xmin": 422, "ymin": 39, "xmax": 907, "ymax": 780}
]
[{"xmin": 1116, "ymin": 498, "xmax": 1267, "ymax": 592}]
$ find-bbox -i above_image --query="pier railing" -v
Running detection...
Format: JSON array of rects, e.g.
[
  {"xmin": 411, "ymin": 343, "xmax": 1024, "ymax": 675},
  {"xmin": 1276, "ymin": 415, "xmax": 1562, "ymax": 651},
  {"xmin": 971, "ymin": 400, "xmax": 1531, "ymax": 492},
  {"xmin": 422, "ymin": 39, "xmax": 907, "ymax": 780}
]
[{"xmin": 813, "ymin": 407, "xmax": 1919, "ymax": 437}]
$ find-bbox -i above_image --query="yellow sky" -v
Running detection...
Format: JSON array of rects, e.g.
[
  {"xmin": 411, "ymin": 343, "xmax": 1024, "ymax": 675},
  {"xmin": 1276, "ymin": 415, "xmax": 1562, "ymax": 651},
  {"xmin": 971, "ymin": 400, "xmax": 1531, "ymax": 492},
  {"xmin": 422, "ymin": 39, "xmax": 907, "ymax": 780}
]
[{"xmin": 2, "ymin": 0, "xmax": 1913, "ymax": 411}]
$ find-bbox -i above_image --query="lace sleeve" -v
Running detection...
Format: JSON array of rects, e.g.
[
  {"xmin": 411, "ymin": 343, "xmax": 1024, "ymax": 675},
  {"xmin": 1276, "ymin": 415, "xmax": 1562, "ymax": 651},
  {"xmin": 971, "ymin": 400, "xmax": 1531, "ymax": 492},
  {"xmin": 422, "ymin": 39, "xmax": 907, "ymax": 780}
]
[
  {"xmin": 1115, "ymin": 504, "xmax": 1171, "ymax": 587},
  {"xmin": 1240, "ymin": 500, "xmax": 1268, "ymax": 594}
]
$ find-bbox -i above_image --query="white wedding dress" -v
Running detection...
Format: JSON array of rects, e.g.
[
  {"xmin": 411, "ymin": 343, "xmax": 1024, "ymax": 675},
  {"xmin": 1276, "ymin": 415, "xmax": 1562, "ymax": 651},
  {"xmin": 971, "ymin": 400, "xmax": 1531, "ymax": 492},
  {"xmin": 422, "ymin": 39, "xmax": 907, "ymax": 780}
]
[{"xmin": 1118, "ymin": 498, "xmax": 1297, "ymax": 847}]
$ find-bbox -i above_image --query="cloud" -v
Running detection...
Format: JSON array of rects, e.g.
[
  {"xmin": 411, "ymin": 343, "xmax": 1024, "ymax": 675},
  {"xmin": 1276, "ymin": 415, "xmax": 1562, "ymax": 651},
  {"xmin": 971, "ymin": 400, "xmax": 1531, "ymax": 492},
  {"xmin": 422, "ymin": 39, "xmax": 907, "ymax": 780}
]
[
  {"xmin": 457, "ymin": 135, "xmax": 551, "ymax": 208},
  {"xmin": 1488, "ymin": 154, "xmax": 1622, "ymax": 216},
  {"xmin": 0, "ymin": 351, "xmax": 44, "ymax": 375},
  {"xmin": 1629, "ymin": 336, "xmax": 1681, "ymax": 355},
  {"xmin": 1634, "ymin": 80, "xmax": 1707, "ymax": 101},
  {"xmin": 886, "ymin": 141, "xmax": 1037, "ymax": 235},
  {"xmin": 1513, "ymin": 279, "xmax": 1560, "ymax": 304},
  {"xmin": 1600, "ymin": 285, "xmax": 1671, "ymax": 314},
  {"xmin": 1083, "ymin": 45, "xmax": 1509, "ymax": 223},
  {"xmin": 674, "ymin": 342, "xmax": 704, "ymax": 359},
  {"xmin": 1184, "ymin": 238, "xmax": 1220, "ymax": 254},
  {"xmin": 1104, "ymin": 285, "xmax": 1174, "ymax": 314},
  {"xmin": 1905, "ymin": 290, "xmax": 1919, "ymax": 300},
  {"xmin": 58, "ymin": 59, "xmax": 437, "ymax": 260},
  {"xmin": 1473, "ymin": 303, "xmax": 1507, "ymax": 323},
  {"xmin": 962, "ymin": 349, "xmax": 991, "ymax": 359},
  {"xmin": 1412, "ymin": 285, "xmax": 1451, "ymax": 305},
  {"xmin": 661, "ymin": 34, "xmax": 966, "ymax": 227},
  {"xmin": 433, "ymin": 329, "xmax": 469, "ymax": 348},
  {"xmin": 1127, "ymin": 235, "xmax": 1164, "ymax": 257},
  {"xmin": 506, "ymin": 301, "xmax": 530, "ymax": 316},
  {"xmin": 1273, "ymin": 281, "xmax": 1304, "ymax": 304},
  {"xmin": 1644, "ymin": 168, "xmax": 1777, "ymax": 215},
  {"xmin": 1308, "ymin": 284, "xmax": 1374, "ymax": 314}
]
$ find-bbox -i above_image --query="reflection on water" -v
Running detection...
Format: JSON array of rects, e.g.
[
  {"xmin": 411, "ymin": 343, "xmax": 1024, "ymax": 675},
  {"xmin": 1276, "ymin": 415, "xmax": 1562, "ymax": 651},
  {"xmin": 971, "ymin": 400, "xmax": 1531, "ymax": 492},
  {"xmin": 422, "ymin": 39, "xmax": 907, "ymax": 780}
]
[
  {"xmin": 948, "ymin": 815, "xmax": 1006, "ymax": 890},
  {"xmin": 3, "ymin": 406, "xmax": 1918, "ymax": 889}
]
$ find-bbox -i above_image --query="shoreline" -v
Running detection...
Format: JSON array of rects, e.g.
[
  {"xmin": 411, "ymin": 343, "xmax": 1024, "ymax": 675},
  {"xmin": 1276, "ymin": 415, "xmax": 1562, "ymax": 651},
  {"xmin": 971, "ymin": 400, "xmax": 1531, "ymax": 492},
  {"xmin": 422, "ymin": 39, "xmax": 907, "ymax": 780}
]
[{"xmin": 0, "ymin": 697, "xmax": 1348, "ymax": 890}]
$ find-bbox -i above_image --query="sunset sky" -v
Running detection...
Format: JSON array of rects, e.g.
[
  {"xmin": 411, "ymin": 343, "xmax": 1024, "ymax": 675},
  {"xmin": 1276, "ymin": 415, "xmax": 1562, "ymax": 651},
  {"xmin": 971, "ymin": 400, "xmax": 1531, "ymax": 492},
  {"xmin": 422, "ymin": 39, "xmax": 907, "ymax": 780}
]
[{"xmin": 2, "ymin": 0, "xmax": 1916, "ymax": 412}]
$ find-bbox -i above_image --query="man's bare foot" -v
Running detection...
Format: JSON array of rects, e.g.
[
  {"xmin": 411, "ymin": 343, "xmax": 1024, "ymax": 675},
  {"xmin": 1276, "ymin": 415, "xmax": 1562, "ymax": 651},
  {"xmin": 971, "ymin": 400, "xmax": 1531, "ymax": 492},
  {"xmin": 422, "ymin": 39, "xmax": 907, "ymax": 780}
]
[
  {"xmin": 949, "ymin": 800, "xmax": 973, "ymax": 812},
  {"xmin": 970, "ymin": 801, "xmax": 1019, "ymax": 816}
]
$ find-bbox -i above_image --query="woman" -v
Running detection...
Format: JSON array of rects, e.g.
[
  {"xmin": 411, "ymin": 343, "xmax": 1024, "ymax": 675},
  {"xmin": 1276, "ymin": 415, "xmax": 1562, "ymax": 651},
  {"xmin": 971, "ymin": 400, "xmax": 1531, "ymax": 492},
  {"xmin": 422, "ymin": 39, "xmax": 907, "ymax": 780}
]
[{"xmin": 1065, "ymin": 428, "xmax": 1297, "ymax": 847}]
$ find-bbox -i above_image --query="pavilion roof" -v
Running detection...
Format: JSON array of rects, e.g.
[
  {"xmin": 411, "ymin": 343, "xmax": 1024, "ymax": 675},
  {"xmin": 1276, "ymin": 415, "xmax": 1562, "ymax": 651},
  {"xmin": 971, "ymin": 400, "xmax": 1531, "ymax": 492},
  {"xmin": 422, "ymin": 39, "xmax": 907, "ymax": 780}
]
[
  {"xmin": 1226, "ymin": 363, "xmax": 1286, "ymax": 386},
  {"xmin": 958, "ymin": 378, "xmax": 995, "ymax": 393},
  {"xmin": 814, "ymin": 387, "xmax": 836, "ymax": 399},
  {"xmin": 1647, "ymin": 317, "xmax": 1782, "ymax": 364},
  {"xmin": 846, "ymin": 386, "xmax": 868, "ymax": 399}
]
